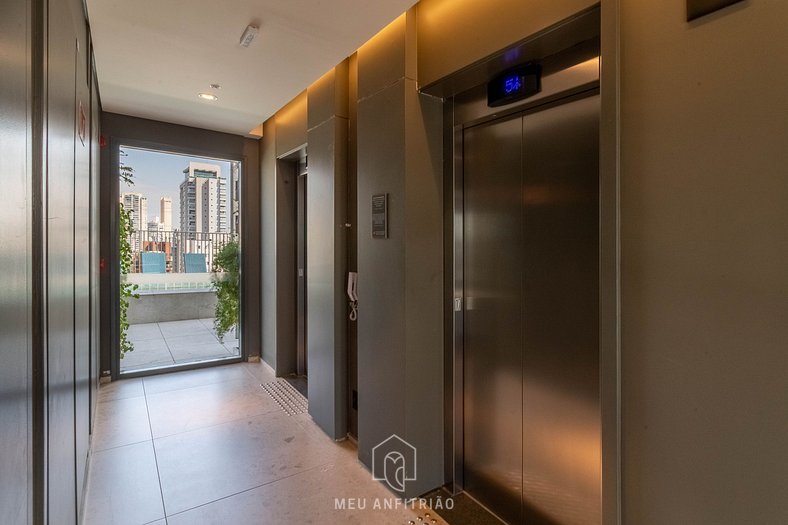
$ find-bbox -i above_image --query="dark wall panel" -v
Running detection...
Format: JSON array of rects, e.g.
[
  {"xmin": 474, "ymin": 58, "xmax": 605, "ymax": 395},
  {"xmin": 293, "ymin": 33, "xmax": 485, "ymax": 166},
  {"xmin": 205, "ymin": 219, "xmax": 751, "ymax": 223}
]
[
  {"xmin": 260, "ymin": 119, "xmax": 278, "ymax": 368},
  {"xmin": 356, "ymin": 10, "xmax": 444, "ymax": 498},
  {"xmin": 0, "ymin": 0, "xmax": 33, "ymax": 522},
  {"xmin": 46, "ymin": 0, "xmax": 78, "ymax": 519},
  {"xmin": 306, "ymin": 62, "xmax": 349, "ymax": 438},
  {"xmin": 89, "ymin": 56, "xmax": 101, "ymax": 435},
  {"xmin": 73, "ymin": 5, "xmax": 92, "ymax": 511}
]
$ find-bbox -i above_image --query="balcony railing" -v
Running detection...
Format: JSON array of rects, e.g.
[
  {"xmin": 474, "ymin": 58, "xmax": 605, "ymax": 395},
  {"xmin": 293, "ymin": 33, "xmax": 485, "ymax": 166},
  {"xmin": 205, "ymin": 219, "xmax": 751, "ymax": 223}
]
[{"xmin": 127, "ymin": 229, "xmax": 237, "ymax": 279}]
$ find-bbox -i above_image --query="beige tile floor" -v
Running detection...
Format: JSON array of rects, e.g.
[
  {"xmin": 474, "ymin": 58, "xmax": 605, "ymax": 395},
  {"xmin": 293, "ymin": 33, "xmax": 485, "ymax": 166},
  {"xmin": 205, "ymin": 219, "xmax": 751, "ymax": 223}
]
[
  {"xmin": 121, "ymin": 319, "xmax": 240, "ymax": 373},
  {"xmin": 84, "ymin": 362, "xmax": 449, "ymax": 525}
]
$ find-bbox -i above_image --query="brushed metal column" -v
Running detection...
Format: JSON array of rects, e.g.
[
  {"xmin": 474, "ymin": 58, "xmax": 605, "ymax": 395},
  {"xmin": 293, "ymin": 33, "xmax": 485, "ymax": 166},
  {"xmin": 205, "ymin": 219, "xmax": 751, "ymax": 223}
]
[
  {"xmin": 463, "ymin": 115, "xmax": 524, "ymax": 525},
  {"xmin": 521, "ymin": 94, "xmax": 600, "ymax": 524}
]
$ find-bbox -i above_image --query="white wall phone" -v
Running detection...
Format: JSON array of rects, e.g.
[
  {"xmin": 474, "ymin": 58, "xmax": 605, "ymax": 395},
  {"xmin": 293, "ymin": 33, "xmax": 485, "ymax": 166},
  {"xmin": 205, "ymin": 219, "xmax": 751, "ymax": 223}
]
[{"xmin": 347, "ymin": 272, "xmax": 359, "ymax": 321}]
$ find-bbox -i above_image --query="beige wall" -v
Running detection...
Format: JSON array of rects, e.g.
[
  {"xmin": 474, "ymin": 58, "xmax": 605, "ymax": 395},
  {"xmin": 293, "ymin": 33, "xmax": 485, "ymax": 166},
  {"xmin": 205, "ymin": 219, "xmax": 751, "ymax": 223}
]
[
  {"xmin": 417, "ymin": 0, "xmax": 597, "ymax": 87},
  {"xmin": 620, "ymin": 0, "xmax": 788, "ymax": 522}
]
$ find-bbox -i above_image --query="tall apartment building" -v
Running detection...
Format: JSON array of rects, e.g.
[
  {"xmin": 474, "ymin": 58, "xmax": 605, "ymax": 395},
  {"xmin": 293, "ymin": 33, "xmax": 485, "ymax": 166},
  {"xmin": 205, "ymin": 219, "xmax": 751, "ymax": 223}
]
[
  {"xmin": 160, "ymin": 197, "xmax": 172, "ymax": 231},
  {"xmin": 179, "ymin": 162, "xmax": 228, "ymax": 233},
  {"xmin": 120, "ymin": 192, "xmax": 147, "ymax": 232},
  {"xmin": 230, "ymin": 161, "xmax": 240, "ymax": 234}
]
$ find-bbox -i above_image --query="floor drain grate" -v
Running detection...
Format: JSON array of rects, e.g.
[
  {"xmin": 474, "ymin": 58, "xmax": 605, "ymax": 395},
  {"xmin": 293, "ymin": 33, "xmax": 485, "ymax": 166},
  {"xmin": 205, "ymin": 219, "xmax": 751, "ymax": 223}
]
[{"xmin": 261, "ymin": 380, "xmax": 308, "ymax": 416}]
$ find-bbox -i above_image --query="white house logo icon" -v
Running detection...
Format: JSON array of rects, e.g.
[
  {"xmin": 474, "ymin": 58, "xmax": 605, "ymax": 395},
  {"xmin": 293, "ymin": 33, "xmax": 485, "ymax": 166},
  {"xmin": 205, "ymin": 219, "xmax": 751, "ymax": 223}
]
[{"xmin": 371, "ymin": 434, "xmax": 417, "ymax": 493}]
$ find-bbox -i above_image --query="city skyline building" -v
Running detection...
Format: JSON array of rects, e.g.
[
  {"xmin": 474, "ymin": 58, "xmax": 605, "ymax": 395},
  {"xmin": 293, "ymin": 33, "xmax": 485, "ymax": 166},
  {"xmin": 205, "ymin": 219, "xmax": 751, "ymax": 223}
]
[
  {"xmin": 120, "ymin": 192, "xmax": 148, "ymax": 233},
  {"xmin": 160, "ymin": 197, "xmax": 172, "ymax": 231},
  {"xmin": 179, "ymin": 162, "xmax": 228, "ymax": 234},
  {"xmin": 230, "ymin": 162, "xmax": 240, "ymax": 235}
]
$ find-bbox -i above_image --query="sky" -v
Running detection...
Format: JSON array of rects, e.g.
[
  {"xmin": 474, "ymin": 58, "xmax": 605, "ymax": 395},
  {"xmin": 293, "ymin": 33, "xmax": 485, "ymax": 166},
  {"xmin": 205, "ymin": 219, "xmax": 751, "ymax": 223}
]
[{"xmin": 119, "ymin": 146, "xmax": 233, "ymax": 227}]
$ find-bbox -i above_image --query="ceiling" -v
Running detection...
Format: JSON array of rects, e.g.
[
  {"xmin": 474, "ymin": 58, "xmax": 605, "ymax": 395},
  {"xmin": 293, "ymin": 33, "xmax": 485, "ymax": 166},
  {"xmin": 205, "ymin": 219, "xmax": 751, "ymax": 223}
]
[{"xmin": 86, "ymin": 0, "xmax": 417, "ymax": 137}]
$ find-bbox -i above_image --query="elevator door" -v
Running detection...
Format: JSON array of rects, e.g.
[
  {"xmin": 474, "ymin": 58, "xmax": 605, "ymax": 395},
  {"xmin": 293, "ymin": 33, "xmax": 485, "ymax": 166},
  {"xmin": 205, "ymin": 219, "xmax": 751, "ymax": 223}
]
[{"xmin": 463, "ymin": 94, "xmax": 600, "ymax": 525}]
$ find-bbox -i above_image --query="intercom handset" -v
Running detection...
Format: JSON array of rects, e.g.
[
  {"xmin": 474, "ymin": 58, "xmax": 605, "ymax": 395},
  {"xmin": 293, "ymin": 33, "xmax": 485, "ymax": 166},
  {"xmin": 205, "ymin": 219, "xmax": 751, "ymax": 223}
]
[{"xmin": 347, "ymin": 272, "xmax": 359, "ymax": 321}]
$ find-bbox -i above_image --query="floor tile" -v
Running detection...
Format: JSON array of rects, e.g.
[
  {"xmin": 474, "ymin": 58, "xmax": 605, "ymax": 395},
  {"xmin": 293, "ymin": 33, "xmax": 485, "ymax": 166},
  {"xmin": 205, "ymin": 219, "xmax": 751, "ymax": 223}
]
[
  {"xmin": 223, "ymin": 342, "xmax": 241, "ymax": 356},
  {"xmin": 120, "ymin": 339, "xmax": 175, "ymax": 371},
  {"xmin": 166, "ymin": 453, "xmax": 446, "ymax": 525},
  {"xmin": 165, "ymin": 332, "xmax": 221, "ymax": 350},
  {"xmin": 169, "ymin": 341, "xmax": 232, "ymax": 364},
  {"xmin": 143, "ymin": 364, "xmax": 256, "ymax": 396},
  {"xmin": 98, "ymin": 378, "xmax": 145, "ymax": 402},
  {"xmin": 83, "ymin": 442, "xmax": 165, "ymax": 525},
  {"xmin": 155, "ymin": 411, "xmax": 341, "ymax": 516},
  {"xmin": 91, "ymin": 396, "xmax": 151, "ymax": 451},
  {"xmin": 127, "ymin": 323, "xmax": 164, "ymax": 342},
  {"xmin": 158, "ymin": 319, "xmax": 211, "ymax": 338},
  {"xmin": 241, "ymin": 361, "xmax": 277, "ymax": 384},
  {"xmin": 145, "ymin": 379, "xmax": 280, "ymax": 438}
]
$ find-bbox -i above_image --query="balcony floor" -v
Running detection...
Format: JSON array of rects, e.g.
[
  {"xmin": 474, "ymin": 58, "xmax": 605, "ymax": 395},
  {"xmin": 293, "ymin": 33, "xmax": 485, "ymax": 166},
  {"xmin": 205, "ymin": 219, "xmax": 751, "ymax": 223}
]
[
  {"xmin": 83, "ymin": 362, "xmax": 449, "ymax": 525},
  {"xmin": 121, "ymin": 318, "xmax": 240, "ymax": 373}
]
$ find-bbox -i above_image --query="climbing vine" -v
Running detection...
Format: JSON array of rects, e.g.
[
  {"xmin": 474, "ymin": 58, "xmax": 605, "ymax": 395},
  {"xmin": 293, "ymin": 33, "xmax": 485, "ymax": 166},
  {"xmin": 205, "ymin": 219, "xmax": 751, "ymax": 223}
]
[{"xmin": 119, "ymin": 150, "xmax": 138, "ymax": 358}]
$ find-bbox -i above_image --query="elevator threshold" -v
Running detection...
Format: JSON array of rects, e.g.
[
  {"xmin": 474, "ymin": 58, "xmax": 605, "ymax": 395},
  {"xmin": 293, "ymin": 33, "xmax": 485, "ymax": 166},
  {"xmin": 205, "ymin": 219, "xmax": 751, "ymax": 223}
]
[{"xmin": 284, "ymin": 374, "xmax": 308, "ymax": 398}]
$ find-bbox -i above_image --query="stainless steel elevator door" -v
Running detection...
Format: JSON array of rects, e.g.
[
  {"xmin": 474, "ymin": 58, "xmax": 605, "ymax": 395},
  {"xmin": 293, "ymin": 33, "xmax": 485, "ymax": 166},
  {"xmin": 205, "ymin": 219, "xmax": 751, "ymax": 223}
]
[
  {"xmin": 463, "ymin": 115, "xmax": 524, "ymax": 525},
  {"xmin": 463, "ymin": 94, "xmax": 600, "ymax": 525}
]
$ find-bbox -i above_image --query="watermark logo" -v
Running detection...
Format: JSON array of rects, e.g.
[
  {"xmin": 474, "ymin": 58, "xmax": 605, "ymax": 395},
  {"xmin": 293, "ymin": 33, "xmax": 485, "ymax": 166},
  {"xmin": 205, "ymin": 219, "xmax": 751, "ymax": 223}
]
[{"xmin": 372, "ymin": 434, "xmax": 417, "ymax": 493}]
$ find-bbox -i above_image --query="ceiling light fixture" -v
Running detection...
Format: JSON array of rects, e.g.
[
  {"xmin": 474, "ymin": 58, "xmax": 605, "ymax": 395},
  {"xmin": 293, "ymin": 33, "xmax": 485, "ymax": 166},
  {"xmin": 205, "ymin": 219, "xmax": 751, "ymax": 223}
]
[
  {"xmin": 198, "ymin": 93, "xmax": 218, "ymax": 101},
  {"xmin": 239, "ymin": 24, "xmax": 259, "ymax": 48}
]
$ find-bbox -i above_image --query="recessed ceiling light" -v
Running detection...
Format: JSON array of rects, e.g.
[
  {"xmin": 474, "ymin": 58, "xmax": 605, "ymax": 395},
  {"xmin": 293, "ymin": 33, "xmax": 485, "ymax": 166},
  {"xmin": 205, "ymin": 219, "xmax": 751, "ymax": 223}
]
[{"xmin": 198, "ymin": 93, "xmax": 218, "ymax": 101}]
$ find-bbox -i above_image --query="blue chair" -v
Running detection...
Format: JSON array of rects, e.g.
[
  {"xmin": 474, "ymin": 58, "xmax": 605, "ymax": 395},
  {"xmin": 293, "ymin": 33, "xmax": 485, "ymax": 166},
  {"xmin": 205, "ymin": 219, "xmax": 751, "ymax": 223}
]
[
  {"xmin": 183, "ymin": 253, "xmax": 207, "ymax": 273},
  {"xmin": 141, "ymin": 252, "xmax": 166, "ymax": 274}
]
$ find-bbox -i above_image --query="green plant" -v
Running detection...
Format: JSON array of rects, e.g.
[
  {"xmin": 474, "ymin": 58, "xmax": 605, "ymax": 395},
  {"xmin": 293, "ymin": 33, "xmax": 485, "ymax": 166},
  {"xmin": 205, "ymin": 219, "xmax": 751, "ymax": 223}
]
[
  {"xmin": 119, "ymin": 204, "xmax": 139, "ymax": 357},
  {"xmin": 212, "ymin": 239, "xmax": 240, "ymax": 341},
  {"xmin": 119, "ymin": 149, "xmax": 139, "ymax": 358}
]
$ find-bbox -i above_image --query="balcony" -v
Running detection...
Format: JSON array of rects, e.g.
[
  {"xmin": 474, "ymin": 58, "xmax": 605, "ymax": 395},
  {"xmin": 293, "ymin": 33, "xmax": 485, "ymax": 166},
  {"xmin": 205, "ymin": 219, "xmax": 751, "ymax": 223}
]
[
  {"xmin": 122, "ymin": 230, "xmax": 239, "ymax": 374},
  {"xmin": 122, "ymin": 318, "xmax": 240, "ymax": 373}
]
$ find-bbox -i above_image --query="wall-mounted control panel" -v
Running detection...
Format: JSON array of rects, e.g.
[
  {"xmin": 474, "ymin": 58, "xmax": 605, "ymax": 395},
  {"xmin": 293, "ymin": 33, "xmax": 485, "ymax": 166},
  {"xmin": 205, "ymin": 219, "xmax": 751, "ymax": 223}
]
[{"xmin": 372, "ymin": 193, "xmax": 388, "ymax": 239}]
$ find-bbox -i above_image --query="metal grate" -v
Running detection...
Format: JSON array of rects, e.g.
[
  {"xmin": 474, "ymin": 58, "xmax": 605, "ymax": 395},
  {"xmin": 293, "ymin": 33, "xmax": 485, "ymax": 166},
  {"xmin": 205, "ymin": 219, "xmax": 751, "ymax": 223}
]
[{"xmin": 261, "ymin": 379, "xmax": 308, "ymax": 416}]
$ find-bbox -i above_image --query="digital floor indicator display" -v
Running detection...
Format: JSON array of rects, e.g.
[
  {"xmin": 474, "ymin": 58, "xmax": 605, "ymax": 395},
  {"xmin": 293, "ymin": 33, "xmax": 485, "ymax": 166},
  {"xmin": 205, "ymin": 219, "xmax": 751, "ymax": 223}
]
[{"xmin": 487, "ymin": 64, "xmax": 542, "ymax": 108}]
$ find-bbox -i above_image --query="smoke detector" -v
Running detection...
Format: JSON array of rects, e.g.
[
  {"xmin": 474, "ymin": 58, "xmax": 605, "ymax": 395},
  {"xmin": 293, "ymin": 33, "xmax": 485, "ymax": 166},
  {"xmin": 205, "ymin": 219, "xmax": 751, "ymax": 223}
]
[{"xmin": 239, "ymin": 25, "xmax": 259, "ymax": 48}]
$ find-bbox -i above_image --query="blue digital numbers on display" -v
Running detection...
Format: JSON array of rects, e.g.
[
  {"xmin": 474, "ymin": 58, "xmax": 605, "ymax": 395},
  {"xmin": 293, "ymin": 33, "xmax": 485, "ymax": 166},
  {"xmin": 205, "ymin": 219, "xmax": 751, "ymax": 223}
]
[
  {"xmin": 488, "ymin": 64, "xmax": 541, "ymax": 108},
  {"xmin": 503, "ymin": 76, "xmax": 523, "ymax": 95}
]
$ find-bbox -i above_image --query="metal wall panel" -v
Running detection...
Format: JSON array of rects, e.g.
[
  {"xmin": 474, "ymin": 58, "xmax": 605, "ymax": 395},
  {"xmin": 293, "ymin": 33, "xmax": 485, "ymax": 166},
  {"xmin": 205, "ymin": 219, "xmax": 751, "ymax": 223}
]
[
  {"xmin": 89, "ymin": 57, "xmax": 101, "ymax": 431},
  {"xmin": 260, "ymin": 119, "xmax": 279, "ymax": 368},
  {"xmin": 73, "ymin": 17, "xmax": 92, "ymax": 513},
  {"xmin": 462, "ymin": 116, "xmax": 524, "ymax": 525},
  {"xmin": 46, "ymin": 0, "xmax": 78, "ymax": 519},
  {"xmin": 356, "ymin": 12, "xmax": 444, "ymax": 495},
  {"xmin": 0, "ymin": 0, "xmax": 33, "ymax": 522},
  {"xmin": 305, "ymin": 62, "xmax": 350, "ymax": 440},
  {"xmin": 305, "ymin": 117, "xmax": 349, "ymax": 439},
  {"xmin": 357, "ymin": 80, "xmax": 408, "ymax": 466}
]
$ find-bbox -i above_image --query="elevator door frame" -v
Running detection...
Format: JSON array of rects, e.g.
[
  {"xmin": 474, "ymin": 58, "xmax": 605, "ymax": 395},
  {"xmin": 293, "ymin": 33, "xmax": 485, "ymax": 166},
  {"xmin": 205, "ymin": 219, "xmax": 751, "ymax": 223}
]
[
  {"xmin": 450, "ymin": 85, "xmax": 600, "ymax": 499},
  {"xmin": 296, "ymin": 161, "xmax": 308, "ymax": 378}
]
